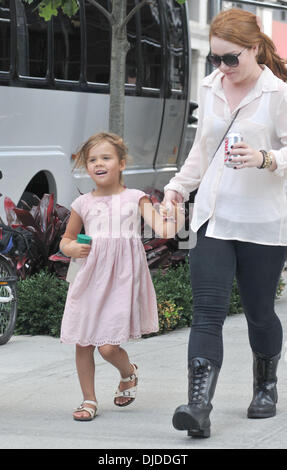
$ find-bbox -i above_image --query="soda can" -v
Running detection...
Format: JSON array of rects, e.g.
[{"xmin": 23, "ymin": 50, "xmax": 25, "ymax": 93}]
[{"xmin": 224, "ymin": 132, "xmax": 243, "ymax": 167}]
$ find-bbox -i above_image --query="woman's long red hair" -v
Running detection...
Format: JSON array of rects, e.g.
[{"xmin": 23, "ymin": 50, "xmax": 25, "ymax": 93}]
[{"xmin": 209, "ymin": 9, "xmax": 287, "ymax": 82}]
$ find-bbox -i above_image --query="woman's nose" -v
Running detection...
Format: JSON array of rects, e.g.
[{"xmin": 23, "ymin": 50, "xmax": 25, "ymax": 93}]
[
  {"xmin": 219, "ymin": 63, "xmax": 228, "ymax": 72},
  {"xmin": 219, "ymin": 62, "xmax": 232, "ymax": 74}
]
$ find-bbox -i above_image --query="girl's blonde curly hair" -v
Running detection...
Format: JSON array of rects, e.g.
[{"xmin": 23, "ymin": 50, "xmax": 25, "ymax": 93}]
[{"xmin": 73, "ymin": 132, "xmax": 130, "ymax": 184}]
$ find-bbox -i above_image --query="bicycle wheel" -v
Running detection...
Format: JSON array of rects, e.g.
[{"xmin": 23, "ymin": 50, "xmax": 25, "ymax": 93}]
[{"xmin": 0, "ymin": 256, "xmax": 17, "ymax": 345}]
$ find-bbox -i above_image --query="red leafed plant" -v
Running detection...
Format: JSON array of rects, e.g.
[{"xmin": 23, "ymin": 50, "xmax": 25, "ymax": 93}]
[
  {"xmin": 3, "ymin": 194, "xmax": 70, "ymax": 279},
  {"xmin": 1, "ymin": 188, "xmax": 189, "ymax": 280}
]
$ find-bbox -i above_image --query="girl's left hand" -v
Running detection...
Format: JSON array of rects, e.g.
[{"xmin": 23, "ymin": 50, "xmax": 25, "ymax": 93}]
[{"xmin": 228, "ymin": 142, "xmax": 263, "ymax": 169}]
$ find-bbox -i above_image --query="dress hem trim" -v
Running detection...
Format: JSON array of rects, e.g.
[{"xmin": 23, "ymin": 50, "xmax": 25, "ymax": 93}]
[{"xmin": 60, "ymin": 329, "xmax": 159, "ymax": 347}]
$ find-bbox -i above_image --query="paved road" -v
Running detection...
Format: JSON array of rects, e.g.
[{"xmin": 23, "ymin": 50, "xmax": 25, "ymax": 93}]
[{"xmin": 1, "ymin": 286, "xmax": 287, "ymax": 450}]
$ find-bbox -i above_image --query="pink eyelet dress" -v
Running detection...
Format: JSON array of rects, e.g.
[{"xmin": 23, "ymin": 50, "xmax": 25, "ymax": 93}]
[{"xmin": 60, "ymin": 188, "xmax": 159, "ymax": 347}]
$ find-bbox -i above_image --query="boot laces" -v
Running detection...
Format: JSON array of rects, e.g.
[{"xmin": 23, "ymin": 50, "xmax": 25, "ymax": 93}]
[{"xmin": 190, "ymin": 361, "xmax": 211, "ymax": 403}]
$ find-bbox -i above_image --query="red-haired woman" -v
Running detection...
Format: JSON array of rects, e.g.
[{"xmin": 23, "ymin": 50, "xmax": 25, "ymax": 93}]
[{"xmin": 163, "ymin": 8, "xmax": 287, "ymax": 438}]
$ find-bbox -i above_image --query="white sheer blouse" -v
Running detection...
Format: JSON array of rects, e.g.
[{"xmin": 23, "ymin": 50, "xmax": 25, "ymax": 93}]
[{"xmin": 165, "ymin": 65, "xmax": 287, "ymax": 245}]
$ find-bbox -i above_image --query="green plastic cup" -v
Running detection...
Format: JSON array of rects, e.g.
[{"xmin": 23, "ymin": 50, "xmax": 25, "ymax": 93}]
[{"xmin": 77, "ymin": 234, "xmax": 92, "ymax": 244}]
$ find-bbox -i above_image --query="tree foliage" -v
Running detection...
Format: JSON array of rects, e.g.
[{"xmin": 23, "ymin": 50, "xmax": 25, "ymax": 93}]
[
  {"xmin": 22, "ymin": 0, "xmax": 186, "ymax": 21},
  {"xmin": 22, "ymin": 0, "xmax": 79, "ymax": 20}
]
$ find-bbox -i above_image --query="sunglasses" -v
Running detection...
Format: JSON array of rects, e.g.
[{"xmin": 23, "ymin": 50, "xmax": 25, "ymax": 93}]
[{"xmin": 207, "ymin": 48, "xmax": 246, "ymax": 68}]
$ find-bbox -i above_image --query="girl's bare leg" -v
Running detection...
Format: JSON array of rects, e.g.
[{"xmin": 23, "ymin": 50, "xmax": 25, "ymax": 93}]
[
  {"xmin": 98, "ymin": 344, "xmax": 137, "ymax": 405},
  {"xmin": 73, "ymin": 344, "xmax": 98, "ymax": 419}
]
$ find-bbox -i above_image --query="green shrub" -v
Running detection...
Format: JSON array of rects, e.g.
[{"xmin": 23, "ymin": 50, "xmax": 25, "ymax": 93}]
[
  {"xmin": 277, "ymin": 276, "xmax": 285, "ymax": 298},
  {"xmin": 229, "ymin": 280, "xmax": 244, "ymax": 315},
  {"xmin": 152, "ymin": 259, "xmax": 193, "ymax": 328},
  {"xmin": 14, "ymin": 262, "xmax": 285, "ymax": 338},
  {"xmin": 15, "ymin": 270, "xmax": 68, "ymax": 337},
  {"xmin": 158, "ymin": 300, "xmax": 183, "ymax": 334}
]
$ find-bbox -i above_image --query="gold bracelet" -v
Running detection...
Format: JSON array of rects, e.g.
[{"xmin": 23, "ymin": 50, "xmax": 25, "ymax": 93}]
[
  {"xmin": 264, "ymin": 152, "xmax": 273, "ymax": 169},
  {"xmin": 258, "ymin": 150, "xmax": 267, "ymax": 168},
  {"xmin": 259, "ymin": 150, "xmax": 273, "ymax": 169}
]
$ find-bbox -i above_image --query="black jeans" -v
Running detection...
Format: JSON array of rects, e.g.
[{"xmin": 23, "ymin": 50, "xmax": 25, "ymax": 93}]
[{"xmin": 188, "ymin": 222, "xmax": 287, "ymax": 368}]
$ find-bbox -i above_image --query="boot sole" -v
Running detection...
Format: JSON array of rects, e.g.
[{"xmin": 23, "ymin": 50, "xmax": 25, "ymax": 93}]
[
  {"xmin": 247, "ymin": 409, "xmax": 276, "ymax": 419},
  {"xmin": 188, "ymin": 427, "xmax": 210, "ymax": 438},
  {"xmin": 172, "ymin": 409, "xmax": 210, "ymax": 438}
]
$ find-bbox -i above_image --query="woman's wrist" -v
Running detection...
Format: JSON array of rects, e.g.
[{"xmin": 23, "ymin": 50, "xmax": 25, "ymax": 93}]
[
  {"xmin": 257, "ymin": 150, "xmax": 276, "ymax": 171},
  {"xmin": 268, "ymin": 152, "xmax": 277, "ymax": 172}
]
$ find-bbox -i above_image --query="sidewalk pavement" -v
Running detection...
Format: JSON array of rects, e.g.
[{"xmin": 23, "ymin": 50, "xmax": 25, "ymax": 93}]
[{"xmin": 1, "ymin": 288, "xmax": 287, "ymax": 450}]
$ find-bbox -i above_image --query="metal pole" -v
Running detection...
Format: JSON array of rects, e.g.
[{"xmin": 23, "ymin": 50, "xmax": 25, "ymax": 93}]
[
  {"xmin": 206, "ymin": 1, "xmax": 223, "ymax": 74},
  {"xmin": 209, "ymin": 0, "xmax": 222, "ymax": 19}
]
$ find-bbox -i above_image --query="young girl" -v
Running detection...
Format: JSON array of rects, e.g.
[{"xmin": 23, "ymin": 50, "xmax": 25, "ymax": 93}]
[{"xmin": 60, "ymin": 132, "xmax": 184, "ymax": 421}]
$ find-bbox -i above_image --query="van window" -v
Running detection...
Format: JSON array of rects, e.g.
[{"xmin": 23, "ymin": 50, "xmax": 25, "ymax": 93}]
[
  {"xmin": 0, "ymin": 0, "xmax": 10, "ymax": 72},
  {"xmin": 85, "ymin": 0, "xmax": 111, "ymax": 84},
  {"xmin": 140, "ymin": 2, "xmax": 162, "ymax": 89},
  {"xmin": 165, "ymin": 0, "xmax": 185, "ymax": 91},
  {"xmin": 18, "ymin": 1, "xmax": 48, "ymax": 77},
  {"xmin": 53, "ymin": 9, "xmax": 81, "ymax": 81}
]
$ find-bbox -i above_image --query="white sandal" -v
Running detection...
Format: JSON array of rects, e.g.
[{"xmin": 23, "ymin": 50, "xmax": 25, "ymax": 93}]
[
  {"xmin": 114, "ymin": 364, "xmax": 138, "ymax": 407},
  {"xmin": 73, "ymin": 400, "xmax": 98, "ymax": 421}
]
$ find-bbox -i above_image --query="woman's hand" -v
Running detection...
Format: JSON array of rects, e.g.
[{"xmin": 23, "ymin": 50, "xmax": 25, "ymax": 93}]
[
  {"xmin": 160, "ymin": 190, "xmax": 184, "ymax": 217},
  {"xmin": 228, "ymin": 142, "xmax": 263, "ymax": 169},
  {"xmin": 139, "ymin": 197, "xmax": 185, "ymax": 239}
]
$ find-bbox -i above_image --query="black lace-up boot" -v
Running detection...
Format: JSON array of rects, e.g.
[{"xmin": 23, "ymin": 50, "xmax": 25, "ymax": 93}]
[
  {"xmin": 172, "ymin": 357, "xmax": 220, "ymax": 438},
  {"xmin": 247, "ymin": 352, "xmax": 280, "ymax": 419}
]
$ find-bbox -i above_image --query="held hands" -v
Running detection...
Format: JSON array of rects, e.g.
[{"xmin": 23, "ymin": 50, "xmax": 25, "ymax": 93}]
[
  {"xmin": 228, "ymin": 142, "xmax": 263, "ymax": 169},
  {"xmin": 159, "ymin": 200, "xmax": 184, "ymax": 221},
  {"xmin": 140, "ymin": 193, "xmax": 185, "ymax": 239},
  {"xmin": 160, "ymin": 190, "xmax": 184, "ymax": 218},
  {"xmin": 62, "ymin": 240, "xmax": 91, "ymax": 259}
]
